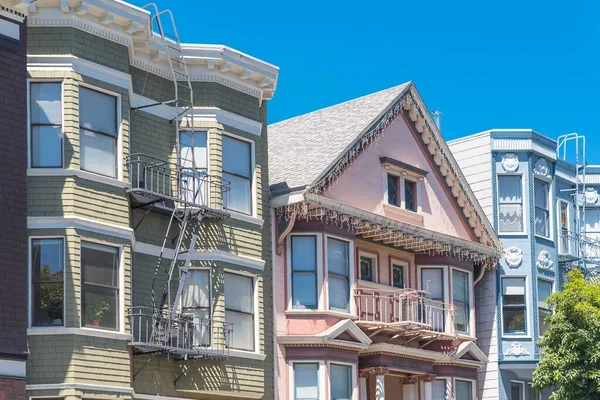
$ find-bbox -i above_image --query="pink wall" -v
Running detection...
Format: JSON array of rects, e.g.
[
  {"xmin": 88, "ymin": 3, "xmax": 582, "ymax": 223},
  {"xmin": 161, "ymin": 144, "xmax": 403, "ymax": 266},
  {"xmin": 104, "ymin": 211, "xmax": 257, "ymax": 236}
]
[{"xmin": 324, "ymin": 116, "xmax": 472, "ymax": 240}]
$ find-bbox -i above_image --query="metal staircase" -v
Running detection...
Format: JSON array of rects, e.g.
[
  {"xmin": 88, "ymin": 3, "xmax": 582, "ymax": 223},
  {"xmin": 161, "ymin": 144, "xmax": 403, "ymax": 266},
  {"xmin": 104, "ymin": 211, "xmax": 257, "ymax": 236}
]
[{"xmin": 127, "ymin": 3, "xmax": 231, "ymax": 360}]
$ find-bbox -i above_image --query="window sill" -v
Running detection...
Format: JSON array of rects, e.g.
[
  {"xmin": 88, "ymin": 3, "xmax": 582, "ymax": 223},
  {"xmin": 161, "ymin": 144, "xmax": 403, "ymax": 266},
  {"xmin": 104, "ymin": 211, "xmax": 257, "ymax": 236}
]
[
  {"xmin": 27, "ymin": 168, "xmax": 130, "ymax": 189},
  {"xmin": 502, "ymin": 334, "xmax": 531, "ymax": 340},
  {"xmin": 285, "ymin": 309, "xmax": 357, "ymax": 320},
  {"xmin": 227, "ymin": 349, "xmax": 266, "ymax": 361},
  {"xmin": 227, "ymin": 210, "xmax": 264, "ymax": 227},
  {"xmin": 534, "ymin": 234, "xmax": 553, "ymax": 242},
  {"xmin": 27, "ymin": 327, "xmax": 131, "ymax": 341},
  {"xmin": 383, "ymin": 204, "xmax": 424, "ymax": 224}
]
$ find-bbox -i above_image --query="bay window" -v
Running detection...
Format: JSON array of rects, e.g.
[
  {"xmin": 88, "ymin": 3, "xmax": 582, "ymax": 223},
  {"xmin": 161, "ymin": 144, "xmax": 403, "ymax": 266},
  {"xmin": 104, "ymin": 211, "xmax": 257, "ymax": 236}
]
[
  {"xmin": 182, "ymin": 269, "xmax": 211, "ymax": 346},
  {"xmin": 498, "ymin": 175, "xmax": 524, "ymax": 233},
  {"xmin": 534, "ymin": 179, "xmax": 550, "ymax": 237},
  {"xmin": 294, "ymin": 363, "xmax": 319, "ymax": 400},
  {"xmin": 81, "ymin": 242, "xmax": 119, "ymax": 330},
  {"xmin": 30, "ymin": 82, "xmax": 62, "ymax": 167},
  {"xmin": 180, "ymin": 131, "xmax": 207, "ymax": 205},
  {"xmin": 79, "ymin": 87, "xmax": 118, "ymax": 178},
  {"xmin": 291, "ymin": 236, "xmax": 318, "ymax": 309},
  {"xmin": 225, "ymin": 272, "xmax": 255, "ymax": 351},
  {"xmin": 455, "ymin": 380, "xmax": 474, "ymax": 400},
  {"xmin": 538, "ymin": 279, "xmax": 552, "ymax": 337},
  {"xmin": 327, "ymin": 238, "xmax": 350, "ymax": 313},
  {"xmin": 329, "ymin": 364, "xmax": 352, "ymax": 400},
  {"xmin": 452, "ymin": 269, "xmax": 470, "ymax": 334},
  {"xmin": 502, "ymin": 277, "xmax": 526, "ymax": 335},
  {"xmin": 223, "ymin": 136, "xmax": 252, "ymax": 215},
  {"xmin": 31, "ymin": 238, "xmax": 64, "ymax": 326}
]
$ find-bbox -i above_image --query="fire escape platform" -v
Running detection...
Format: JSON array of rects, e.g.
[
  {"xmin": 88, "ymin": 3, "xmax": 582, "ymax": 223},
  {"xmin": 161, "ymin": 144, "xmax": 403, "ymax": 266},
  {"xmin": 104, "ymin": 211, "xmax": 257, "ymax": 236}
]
[
  {"xmin": 128, "ymin": 341, "xmax": 231, "ymax": 360},
  {"xmin": 127, "ymin": 188, "xmax": 230, "ymax": 220}
]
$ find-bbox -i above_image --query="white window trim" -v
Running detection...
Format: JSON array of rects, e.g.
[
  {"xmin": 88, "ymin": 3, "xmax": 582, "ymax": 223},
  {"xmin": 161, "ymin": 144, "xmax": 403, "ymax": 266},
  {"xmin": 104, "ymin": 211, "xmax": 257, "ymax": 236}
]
[
  {"xmin": 510, "ymin": 380, "xmax": 526, "ymax": 400},
  {"xmin": 181, "ymin": 266, "xmax": 213, "ymax": 347},
  {"xmin": 417, "ymin": 265, "xmax": 451, "ymax": 333},
  {"xmin": 222, "ymin": 132, "xmax": 257, "ymax": 218},
  {"xmin": 324, "ymin": 234, "xmax": 355, "ymax": 315},
  {"xmin": 496, "ymin": 171, "xmax": 528, "ymax": 236},
  {"xmin": 28, "ymin": 236, "xmax": 66, "ymax": 329},
  {"xmin": 501, "ymin": 275, "xmax": 531, "ymax": 339},
  {"xmin": 288, "ymin": 360, "xmax": 326, "ymax": 400},
  {"xmin": 537, "ymin": 277, "xmax": 554, "ymax": 338},
  {"xmin": 454, "ymin": 378, "xmax": 477, "ymax": 400},
  {"xmin": 287, "ymin": 233, "xmax": 324, "ymax": 311},
  {"xmin": 80, "ymin": 240, "xmax": 125, "ymax": 334},
  {"xmin": 433, "ymin": 376, "xmax": 452, "ymax": 400},
  {"xmin": 357, "ymin": 250, "xmax": 378, "ymax": 283},
  {"xmin": 178, "ymin": 129, "xmax": 210, "ymax": 206},
  {"xmin": 383, "ymin": 169, "xmax": 423, "ymax": 214},
  {"xmin": 527, "ymin": 382, "xmax": 542, "ymax": 400},
  {"xmin": 557, "ymin": 198, "xmax": 571, "ymax": 254},
  {"xmin": 389, "ymin": 258, "xmax": 408, "ymax": 289},
  {"xmin": 27, "ymin": 79, "xmax": 65, "ymax": 169},
  {"xmin": 450, "ymin": 267, "xmax": 475, "ymax": 337},
  {"xmin": 327, "ymin": 360, "xmax": 358, "ymax": 400},
  {"xmin": 78, "ymin": 82, "xmax": 123, "ymax": 181},
  {"xmin": 223, "ymin": 268, "xmax": 260, "ymax": 355},
  {"xmin": 534, "ymin": 178, "xmax": 553, "ymax": 241}
]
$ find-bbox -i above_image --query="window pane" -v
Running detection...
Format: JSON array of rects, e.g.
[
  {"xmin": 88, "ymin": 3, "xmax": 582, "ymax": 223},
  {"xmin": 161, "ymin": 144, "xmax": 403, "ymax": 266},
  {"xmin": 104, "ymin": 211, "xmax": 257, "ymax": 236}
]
[
  {"xmin": 82, "ymin": 285, "xmax": 118, "ymax": 329},
  {"xmin": 80, "ymin": 129, "xmax": 116, "ymax": 177},
  {"xmin": 180, "ymin": 131, "xmax": 207, "ymax": 169},
  {"xmin": 81, "ymin": 243, "xmax": 119, "ymax": 330},
  {"xmin": 392, "ymin": 265, "xmax": 404, "ymax": 288},
  {"xmin": 539, "ymin": 309, "xmax": 551, "ymax": 337},
  {"xmin": 82, "ymin": 243, "xmax": 119, "ymax": 287},
  {"xmin": 31, "ymin": 82, "xmax": 61, "ymax": 124},
  {"xmin": 387, "ymin": 174, "xmax": 398, "ymax": 206},
  {"xmin": 79, "ymin": 87, "xmax": 117, "ymax": 135},
  {"xmin": 499, "ymin": 175, "xmax": 523, "ymax": 203},
  {"xmin": 498, "ymin": 175, "xmax": 523, "ymax": 232},
  {"xmin": 455, "ymin": 380, "xmax": 473, "ymax": 400},
  {"xmin": 534, "ymin": 180, "xmax": 548, "ymax": 209},
  {"xmin": 535, "ymin": 208, "xmax": 549, "ymax": 237},
  {"xmin": 224, "ymin": 273, "xmax": 254, "ymax": 313},
  {"xmin": 291, "ymin": 236, "xmax": 316, "ymax": 271},
  {"xmin": 223, "ymin": 136, "xmax": 251, "ymax": 177},
  {"xmin": 511, "ymin": 382, "xmax": 523, "ymax": 400},
  {"xmin": 182, "ymin": 270, "xmax": 210, "ymax": 309},
  {"xmin": 327, "ymin": 238, "xmax": 349, "ymax": 276},
  {"xmin": 31, "ymin": 239, "xmax": 64, "ymax": 326},
  {"xmin": 181, "ymin": 169, "xmax": 208, "ymax": 205},
  {"xmin": 360, "ymin": 256, "xmax": 374, "ymax": 281},
  {"xmin": 503, "ymin": 308, "xmax": 526, "ymax": 334},
  {"xmin": 330, "ymin": 364, "xmax": 352, "ymax": 400},
  {"xmin": 527, "ymin": 384, "xmax": 539, "ymax": 400},
  {"xmin": 292, "ymin": 273, "xmax": 317, "ymax": 309},
  {"xmin": 452, "ymin": 270, "xmax": 469, "ymax": 303},
  {"xmin": 225, "ymin": 310, "xmax": 254, "ymax": 351},
  {"xmin": 421, "ymin": 268, "xmax": 443, "ymax": 300},
  {"xmin": 32, "ymin": 126, "xmax": 62, "ymax": 167},
  {"xmin": 432, "ymin": 379, "xmax": 447, "ymax": 400},
  {"xmin": 223, "ymin": 172, "xmax": 251, "ymax": 214},
  {"xmin": 294, "ymin": 363, "xmax": 318, "ymax": 400},
  {"xmin": 503, "ymin": 278, "xmax": 525, "ymax": 297},
  {"xmin": 405, "ymin": 180, "xmax": 416, "ymax": 211},
  {"xmin": 538, "ymin": 280, "xmax": 552, "ymax": 305},
  {"xmin": 329, "ymin": 275, "xmax": 349, "ymax": 312}
]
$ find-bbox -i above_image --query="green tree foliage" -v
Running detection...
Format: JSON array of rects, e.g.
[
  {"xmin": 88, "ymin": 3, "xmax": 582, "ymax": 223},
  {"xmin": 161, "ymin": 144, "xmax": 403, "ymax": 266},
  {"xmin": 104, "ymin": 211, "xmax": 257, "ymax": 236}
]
[{"xmin": 533, "ymin": 269, "xmax": 600, "ymax": 399}]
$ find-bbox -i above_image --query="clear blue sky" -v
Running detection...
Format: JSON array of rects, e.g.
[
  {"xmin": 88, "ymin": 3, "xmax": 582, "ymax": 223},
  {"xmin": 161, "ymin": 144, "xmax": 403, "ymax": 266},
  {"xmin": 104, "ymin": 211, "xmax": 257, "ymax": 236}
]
[{"xmin": 132, "ymin": 0, "xmax": 600, "ymax": 160}]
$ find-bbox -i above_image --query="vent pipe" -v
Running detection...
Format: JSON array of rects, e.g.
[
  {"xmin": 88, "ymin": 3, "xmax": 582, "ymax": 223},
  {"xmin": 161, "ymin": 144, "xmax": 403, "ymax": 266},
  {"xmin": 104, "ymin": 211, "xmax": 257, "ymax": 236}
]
[{"xmin": 432, "ymin": 110, "xmax": 443, "ymax": 132}]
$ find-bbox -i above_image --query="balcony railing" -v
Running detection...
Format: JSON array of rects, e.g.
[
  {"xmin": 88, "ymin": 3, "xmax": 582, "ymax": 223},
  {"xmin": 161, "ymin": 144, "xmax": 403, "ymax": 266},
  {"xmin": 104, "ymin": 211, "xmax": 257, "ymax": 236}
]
[
  {"xmin": 126, "ymin": 153, "xmax": 230, "ymax": 218},
  {"xmin": 559, "ymin": 231, "xmax": 600, "ymax": 263},
  {"xmin": 128, "ymin": 307, "xmax": 232, "ymax": 359},
  {"xmin": 354, "ymin": 288, "xmax": 455, "ymax": 335}
]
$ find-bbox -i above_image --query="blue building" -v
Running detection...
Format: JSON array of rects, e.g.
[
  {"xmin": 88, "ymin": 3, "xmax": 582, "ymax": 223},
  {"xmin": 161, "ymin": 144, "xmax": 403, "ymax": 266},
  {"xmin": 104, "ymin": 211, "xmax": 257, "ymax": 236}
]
[{"xmin": 449, "ymin": 130, "xmax": 600, "ymax": 400}]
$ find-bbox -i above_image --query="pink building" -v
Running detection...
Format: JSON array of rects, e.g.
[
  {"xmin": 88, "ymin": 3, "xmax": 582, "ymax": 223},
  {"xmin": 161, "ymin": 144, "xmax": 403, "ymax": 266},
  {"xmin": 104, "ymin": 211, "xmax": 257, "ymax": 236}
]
[{"xmin": 268, "ymin": 82, "xmax": 502, "ymax": 400}]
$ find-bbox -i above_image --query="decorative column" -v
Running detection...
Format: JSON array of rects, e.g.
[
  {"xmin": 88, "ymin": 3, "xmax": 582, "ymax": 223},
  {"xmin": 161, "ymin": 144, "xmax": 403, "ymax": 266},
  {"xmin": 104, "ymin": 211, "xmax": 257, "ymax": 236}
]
[
  {"xmin": 360, "ymin": 367, "xmax": 388, "ymax": 400},
  {"xmin": 401, "ymin": 376, "xmax": 419, "ymax": 400},
  {"xmin": 359, "ymin": 370, "xmax": 369, "ymax": 400},
  {"xmin": 421, "ymin": 374, "xmax": 436, "ymax": 400}
]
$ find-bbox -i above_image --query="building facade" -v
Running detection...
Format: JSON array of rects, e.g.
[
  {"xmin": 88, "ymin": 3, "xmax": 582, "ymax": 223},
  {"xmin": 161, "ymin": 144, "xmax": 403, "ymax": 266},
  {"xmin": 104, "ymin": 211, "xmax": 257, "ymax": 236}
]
[
  {"xmin": 448, "ymin": 130, "xmax": 600, "ymax": 400},
  {"xmin": 269, "ymin": 83, "xmax": 503, "ymax": 400},
  {"xmin": 19, "ymin": 0, "xmax": 279, "ymax": 399},
  {"xmin": 0, "ymin": 1, "xmax": 28, "ymax": 399}
]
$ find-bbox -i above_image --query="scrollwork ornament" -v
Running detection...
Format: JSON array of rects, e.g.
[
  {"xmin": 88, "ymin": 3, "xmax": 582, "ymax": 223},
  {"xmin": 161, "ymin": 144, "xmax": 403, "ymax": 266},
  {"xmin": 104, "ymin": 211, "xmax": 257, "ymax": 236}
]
[
  {"xmin": 585, "ymin": 187, "xmax": 598, "ymax": 205},
  {"xmin": 505, "ymin": 342, "xmax": 530, "ymax": 357},
  {"xmin": 534, "ymin": 158, "xmax": 550, "ymax": 178},
  {"xmin": 504, "ymin": 247, "xmax": 523, "ymax": 268},
  {"xmin": 501, "ymin": 153, "xmax": 519, "ymax": 172}
]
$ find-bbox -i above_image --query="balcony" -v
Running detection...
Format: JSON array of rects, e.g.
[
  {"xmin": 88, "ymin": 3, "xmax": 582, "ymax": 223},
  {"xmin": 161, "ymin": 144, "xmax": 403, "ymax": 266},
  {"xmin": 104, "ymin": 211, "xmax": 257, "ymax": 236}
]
[
  {"xmin": 558, "ymin": 231, "xmax": 600, "ymax": 264},
  {"xmin": 128, "ymin": 307, "xmax": 232, "ymax": 360},
  {"xmin": 354, "ymin": 287, "xmax": 455, "ymax": 338},
  {"xmin": 126, "ymin": 153, "xmax": 230, "ymax": 219}
]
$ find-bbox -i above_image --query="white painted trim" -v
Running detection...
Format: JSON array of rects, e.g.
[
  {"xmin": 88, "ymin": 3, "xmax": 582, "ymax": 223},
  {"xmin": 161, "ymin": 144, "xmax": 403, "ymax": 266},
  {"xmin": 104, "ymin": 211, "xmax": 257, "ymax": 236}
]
[
  {"xmin": 417, "ymin": 265, "xmax": 451, "ymax": 333},
  {"xmin": 510, "ymin": 380, "xmax": 526, "ymax": 400},
  {"xmin": 357, "ymin": 250, "xmax": 377, "ymax": 283},
  {"xmin": 327, "ymin": 361, "xmax": 359, "ymax": 400},
  {"xmin": 324, "ymin": 234, "xmax": 355, "ymax": 315},
  {"xmin": 0, "ymin": 8, "xmax": 26, "ymax": 24},
  {"xmin": 557, "ymin": 198, "xmax": 571, "ymax": 255},
  {"xmin": 271, "ymin": 191, "xmax": 305, "ymax": 208},
  {"xmin": 27, "ymin": 168, "xmax": 131, "ymax": 188},
  {"xmin": 223, "ymin": 270, "xmax": 260, "ymax": 354},
  {"xmin": 26, "ymin": 383, "xmax": 134, "ymax": 394},
  {"xmin": 188, "ymin": 107, "xmax": 263, "ymax": 137},
  {"xmin": 289, "ymin": 360, "xmax": 326, "ymax": 400},
  {"xmin": 27, "ymin": 327, "xmax": 131, "ymax": 340},
  {"xmin": 450, "ymin": 267, "xmax": 475, "ymax": 337},
  {"xmin": 0, "ymin": 17, "xmax": 20, "ymax": 40},
  {"xmin": 500, "ymin": 274, "xmax": 531, "ymax": 339},
  {"xmin": 496, "ymin": 171, "xmax": 528, "ymax": 236},
  {"xmin": 389, "ymin": 258, "xmax": 408, "ymax": 289},
  {"xmin": 0, "ymin": 359, "xmax": 26, "ymax": 378},
  {"xmin": 454, "ymin": 378, "xmax": 477, "ymax": 400},
  {"xmin": 27, "ymin": 215, "xmax": 133, "ymax": 241},
  {"xmin": 286, "ymin": 233, "xmax": 323, "ymax": 311},
  {"xmin": 228, "ymin": 210, "xmax": 264, "ymax": 227},
  {"xmin": 228, "ymin": 349, "xmax": 267, "ymax": 361},
  {"xmin": 222, "ymin": 132, "xmax": 257, "ymax": 218}
]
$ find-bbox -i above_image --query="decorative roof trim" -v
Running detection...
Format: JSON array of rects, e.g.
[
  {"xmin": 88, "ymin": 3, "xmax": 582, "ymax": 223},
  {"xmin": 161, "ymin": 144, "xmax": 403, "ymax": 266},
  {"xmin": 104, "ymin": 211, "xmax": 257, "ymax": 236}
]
[
  {"xmin": 380, "ymin": 156, "xmax": 429, "ymax": 176},
  {"xmin": 360, "ymin": 342, "xmax": 486, "ymax": 368}
]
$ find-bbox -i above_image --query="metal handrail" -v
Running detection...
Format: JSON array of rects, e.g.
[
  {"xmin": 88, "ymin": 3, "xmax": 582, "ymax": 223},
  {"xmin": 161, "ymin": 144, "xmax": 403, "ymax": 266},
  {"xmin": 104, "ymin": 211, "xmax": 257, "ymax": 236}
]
[{"xmin": 559, "ymin": 231, "xmax": 600, "ymax": 261}]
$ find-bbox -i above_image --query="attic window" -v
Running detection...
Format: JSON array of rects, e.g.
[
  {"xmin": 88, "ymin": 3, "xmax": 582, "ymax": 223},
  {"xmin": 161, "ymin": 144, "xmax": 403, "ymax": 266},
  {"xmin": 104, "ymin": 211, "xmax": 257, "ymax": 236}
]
[{"xmin": 382, "ymin": 157, "xmax": 425, "ymax": 215}]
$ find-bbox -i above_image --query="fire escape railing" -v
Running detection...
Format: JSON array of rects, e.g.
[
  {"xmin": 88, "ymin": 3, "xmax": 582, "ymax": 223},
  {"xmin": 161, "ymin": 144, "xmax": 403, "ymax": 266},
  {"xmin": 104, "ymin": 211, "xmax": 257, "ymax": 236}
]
[{"xmin": 559, "ymin": 231, "xmax": 600, "ymax": 263}]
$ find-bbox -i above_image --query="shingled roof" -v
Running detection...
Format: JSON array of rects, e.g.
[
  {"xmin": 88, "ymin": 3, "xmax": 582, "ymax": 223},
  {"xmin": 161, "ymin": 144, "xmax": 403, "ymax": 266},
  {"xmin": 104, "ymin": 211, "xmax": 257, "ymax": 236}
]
[{"xmin": 268, "ymin": 82, "xmax": 411, "ymax": 193}]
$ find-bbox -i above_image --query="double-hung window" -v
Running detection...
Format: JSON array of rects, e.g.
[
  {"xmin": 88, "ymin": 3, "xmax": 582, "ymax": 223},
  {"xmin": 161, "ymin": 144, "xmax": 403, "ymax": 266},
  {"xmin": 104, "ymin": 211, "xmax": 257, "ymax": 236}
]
[
  {"xmin": 31, "ymin": 238, "xmax": 64, "ymax": 326},
  {"xmin": 534, "ymin": 179, "xmax": 550, "ymax": 238},
  {"xmin": 502, "ymin": 277, "xmax": 526, "ymax": 335},
  {"xmin": 559, "ymin": 200, "xmax": 570, "ymax": 254},
  {"xmin": 81, "ymin": 242, "xmax": 119, "ymax": 330},
  {"xmin": 327, "ymin": 238, "xmax": 350, "ymax": 313},
  {"xmin": 498, "ymin": 175, "xmax": 524, "ymax": 233},
  {"xmin": 455, "ymin": 380, "xmax": 474, "ymax": 400},
  {"xmin": 538, "ymin": 280, "xmax": 552, "ymax": 337},
  {"xmin": 182, "ymin": 270, "xmax": 211, "ymax": 346},
  {"xmin": 452, "ymin": 269, "xmax": 470, "ymax": 334},
  {"xmin": 30, "ymin": 82, "xmax": 62, "ymax": 167},
  {"xmin": 291, "ymin": 236, "xmax": 318, "ymax": 309},
  {"xmin": 294, "ymin": 363, "xmax": 319, "ymax": 400},
  {"xmin": 180, "ymin": 131, "xmax": 208, "ymax": 205},
  {"xmin": 225, "ymin": 272, "xmax": 255, "ymax": 351},
  {"xmin": 329, "ymin": 364, "xmax": 352, "ymax": 400},
  {"xmin": 223, "ymin": 136, "xmax": 252, "ymax": 215},
  {"xmin": 79, "ymin": 87, "xmax": 118, "ymax": 178},
  {"xmin": 432, "ymin": 379, "xmax": 448, "ymax": 400},
  {"xmin": 421, "ymin": 267, "xmax": 445, "ymax": 332}
]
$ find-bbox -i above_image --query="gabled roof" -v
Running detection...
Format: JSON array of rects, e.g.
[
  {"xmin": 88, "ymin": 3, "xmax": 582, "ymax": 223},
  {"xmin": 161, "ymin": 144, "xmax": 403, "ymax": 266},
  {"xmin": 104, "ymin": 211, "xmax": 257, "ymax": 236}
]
[
  {"xmin": 269, "ymin": 83, "xmax": 411, "ymax": 193},
  {"xmin": 277, "ymin": 319, "xmax": 371, "ymax": 351}
]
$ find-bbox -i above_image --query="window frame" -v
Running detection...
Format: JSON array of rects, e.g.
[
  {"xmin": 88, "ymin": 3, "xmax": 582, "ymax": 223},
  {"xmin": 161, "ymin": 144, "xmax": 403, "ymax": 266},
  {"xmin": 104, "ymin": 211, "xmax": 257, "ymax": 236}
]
[
  {"xmin": 403, "ymin": 177, "xmax": 418, "ymax": 212},
  {"xmin": 287, "ymin": 233, "xmax": 324, "ymax": 311},
  {"xmin": 526, "ymin": 382, "xmax": 542, "ymax": 400},
  {"xmin": 501, "ymin": 276, "xmax": 529, "ymax": 338},
  {"xmin": 80, "ymin": 241, "xmax": 122, "ymax": 332},
  {"xmin": 222, "ymin": 133, "xmax": 255, "ymax": 216},
  {"xmin": 357, "ymin": 250, "xmax": 377, "ymax": 283},
  {"xmin": 384, "ymin": 170, "xmax": 422, "ymax": 214},
  {"xmin": 178, "ymin": 130, "xmax": 209, "ymax": 206},
  {"xmin": 325, "ymin": 235, "xmax": 355, "ymax": 314},
  {"xmin": 534, "ymin": 178, "xmax": 551, "ymax": 239},
  {"xmin": 28, "ymin": 80, "xmax": 64, "ymax": 169},
  {"xmin": 181, "ymin": 267, "xmax": 213, "ymax": 347},
  {"xmin": 390, "ymin": 258, "xmax": 408, "ymax": 289},
  {"xmin": 290, "ymin": 235, "xmax": 319, "ymax": 310},
  {"xmin": 291, "ymin": 362, "xmax": 320, "ymax": 400},
  {"xmin": 418, "ymin": 265, "xmax": 451, "ymax": 333},
  {"xmin": 450, "ymin": 267, "xmax": 474, "ymax": 336},
  {"xmin": 454, "ymin": 378, "xmax": 476, "ymax": 400},
  {"xmin": 497, "ymin": 172, "xmax": 527, "ymax": 235},
  {"xmin": 224, "ymin": 269, "xmax": 259, "ymax": 353},
  {"xmin": 289, "ymin": 360, "xmax": 326, "ymax": 400},
  {"xmin": 327, "ymin": 361, "xmax": 357, "ymax": 400},
  {"xmin": 510, "ymin": 380, "xmax": 526, "ymax": 400},
  {"xmin": 29, "ymin": 236, "xmax": 66, "ymax": 328},
  {"xmin": 386, "ymin": 172, "xmax": 400, "ymax": 207},
  {"xmin": 78, "ymin": 83, "xmax": 121, "ymax": 179},
  {"xmin": 537, "ymin": 278, "xmax": 553, "ymax": 338},
  {"xmin": 558, "ymin": 198, "xmax": 571, "ymax": 254}
]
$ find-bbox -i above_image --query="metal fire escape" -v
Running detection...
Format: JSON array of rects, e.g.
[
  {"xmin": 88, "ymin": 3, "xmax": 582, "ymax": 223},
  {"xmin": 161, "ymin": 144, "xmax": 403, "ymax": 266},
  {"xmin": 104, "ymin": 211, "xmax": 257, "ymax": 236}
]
[
  {"xmin": 126, "ymin": 4, "xmax": 231, "ymax": 361},
  {"xmin": 557, "ymin": 133, "xmax": 600, "ymax": 280}
]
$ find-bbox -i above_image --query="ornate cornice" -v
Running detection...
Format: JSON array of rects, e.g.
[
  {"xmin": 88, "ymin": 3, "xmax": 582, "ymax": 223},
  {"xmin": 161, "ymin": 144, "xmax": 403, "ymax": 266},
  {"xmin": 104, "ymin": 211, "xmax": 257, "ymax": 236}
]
[{"xmin": 359, "ymin": 367, "xmax": 389, "ymax": 377}]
